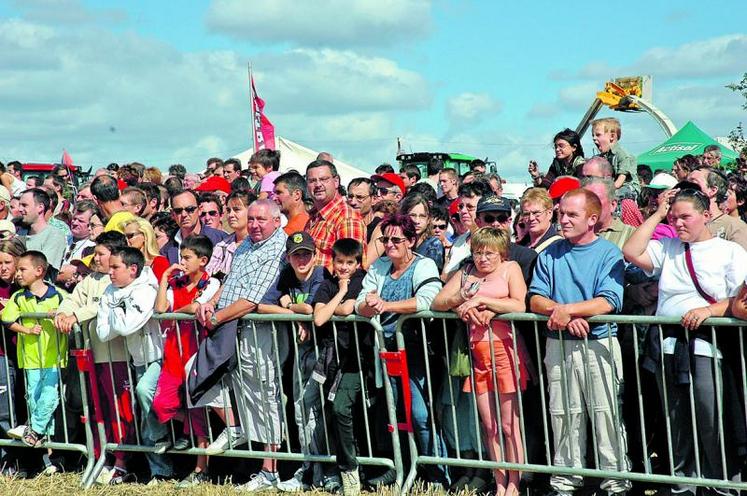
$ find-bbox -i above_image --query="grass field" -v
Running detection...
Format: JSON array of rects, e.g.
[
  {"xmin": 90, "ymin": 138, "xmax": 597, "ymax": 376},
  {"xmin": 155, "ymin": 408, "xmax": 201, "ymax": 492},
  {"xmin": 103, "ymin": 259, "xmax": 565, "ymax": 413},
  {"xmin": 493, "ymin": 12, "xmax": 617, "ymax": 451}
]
[{"xmin": 0, "ymin": 473, "xmax": 426, "ymax": 496}]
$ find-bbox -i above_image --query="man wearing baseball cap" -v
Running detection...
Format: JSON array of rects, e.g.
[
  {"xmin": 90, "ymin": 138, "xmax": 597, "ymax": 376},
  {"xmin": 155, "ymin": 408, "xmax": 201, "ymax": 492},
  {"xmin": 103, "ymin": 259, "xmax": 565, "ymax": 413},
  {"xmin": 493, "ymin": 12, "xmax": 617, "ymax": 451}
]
[{"xmin": 370, "ymin": 173, "xmax": 406, "ymax": 205}]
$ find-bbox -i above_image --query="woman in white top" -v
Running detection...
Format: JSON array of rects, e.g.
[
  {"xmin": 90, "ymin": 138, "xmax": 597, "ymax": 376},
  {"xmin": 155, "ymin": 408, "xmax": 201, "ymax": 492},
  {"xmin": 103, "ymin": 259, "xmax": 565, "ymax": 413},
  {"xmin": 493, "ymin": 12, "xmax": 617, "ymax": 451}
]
[{"xmin": 623, "ymin": 187, "xmax": 747, "ymax": 493}]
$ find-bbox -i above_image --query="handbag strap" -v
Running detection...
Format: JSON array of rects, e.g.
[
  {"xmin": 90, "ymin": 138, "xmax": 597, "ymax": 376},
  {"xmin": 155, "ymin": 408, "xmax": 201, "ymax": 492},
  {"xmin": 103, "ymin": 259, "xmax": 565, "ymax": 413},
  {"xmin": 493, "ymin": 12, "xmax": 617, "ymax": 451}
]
[{"xmin": 684, "ymin": 242, "xmax": 717, "ymax": 304}]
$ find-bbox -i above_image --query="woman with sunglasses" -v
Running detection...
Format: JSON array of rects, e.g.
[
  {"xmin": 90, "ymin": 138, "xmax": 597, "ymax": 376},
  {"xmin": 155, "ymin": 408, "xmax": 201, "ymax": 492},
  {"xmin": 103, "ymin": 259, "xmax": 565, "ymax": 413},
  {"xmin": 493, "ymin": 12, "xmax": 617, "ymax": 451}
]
[
  {"xmin": 433, "ymin": 227, "xmax": 529, "ymax": 496},
  {"xmin": 624, "ymin": 188, "xmax": 747, "ymax": 493},
  {"xmin": 355, "ymin": 214, "xmax": 448, "ymax": 488},
  {"xmin": 121, "ymin": 217, "xmax": 170, "ymax": 281},
  {"xmin": 366, "ymin": 193, "xmax": 445, "ymax": 272},
  {"xmin": 517, "ymin": 188, "xmax": 562, "ymax": 253}
]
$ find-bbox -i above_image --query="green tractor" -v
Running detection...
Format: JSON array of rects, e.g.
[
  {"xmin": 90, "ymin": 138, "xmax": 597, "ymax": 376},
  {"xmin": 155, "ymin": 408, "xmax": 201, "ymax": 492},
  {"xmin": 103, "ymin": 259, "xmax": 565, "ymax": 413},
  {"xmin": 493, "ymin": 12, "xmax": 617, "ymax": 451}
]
[{"xmin": 396, "ymin": 151, "xmax": 495, "ymax": 178}]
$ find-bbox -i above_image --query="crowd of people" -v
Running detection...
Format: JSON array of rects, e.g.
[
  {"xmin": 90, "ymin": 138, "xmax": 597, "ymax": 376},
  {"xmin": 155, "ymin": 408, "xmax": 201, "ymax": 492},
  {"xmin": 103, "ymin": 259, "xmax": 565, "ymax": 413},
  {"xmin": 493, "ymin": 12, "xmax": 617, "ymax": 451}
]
[{"xmin": 1, "ymin": 116, "xmax": 747, "ymax": 496}]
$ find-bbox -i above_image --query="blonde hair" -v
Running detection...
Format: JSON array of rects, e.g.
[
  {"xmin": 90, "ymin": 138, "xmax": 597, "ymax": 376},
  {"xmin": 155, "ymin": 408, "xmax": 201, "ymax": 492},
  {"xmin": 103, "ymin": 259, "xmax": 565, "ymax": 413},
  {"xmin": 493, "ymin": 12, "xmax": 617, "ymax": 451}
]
[
  {"xmin": 591, "ymin": 117, "xmax": 622, "ymax": 140},
  {"xmin": 143, "ymin": 167, "xmax": 162, "ymax": 184},
  {"xmin": 471, "ymin": 227, "xmax": 509, "ymax": 259},
  {"xmin": 520, "ymin": 187, "xmax": 552, "ymax": 211},
  {"xmin": 120, "ymin": 217, "xmax": 160, "ymax": 261}
]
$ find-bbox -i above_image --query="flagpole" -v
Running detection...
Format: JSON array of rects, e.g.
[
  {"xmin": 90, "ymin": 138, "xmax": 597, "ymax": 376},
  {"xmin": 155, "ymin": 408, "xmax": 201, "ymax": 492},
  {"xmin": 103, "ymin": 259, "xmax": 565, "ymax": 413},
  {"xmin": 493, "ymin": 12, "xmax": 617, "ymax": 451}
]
[{"xmin": 248, "ymin": 62, "xmax": 258, "ymax": 153}]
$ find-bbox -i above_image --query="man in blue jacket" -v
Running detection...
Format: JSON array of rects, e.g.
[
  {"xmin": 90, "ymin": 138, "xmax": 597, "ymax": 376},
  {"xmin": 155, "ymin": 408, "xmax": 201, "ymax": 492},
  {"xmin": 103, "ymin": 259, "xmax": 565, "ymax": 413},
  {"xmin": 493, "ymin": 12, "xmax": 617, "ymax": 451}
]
[{"xmin": 160, "ymin": 190, "xmax": 227, "ymax": 263}]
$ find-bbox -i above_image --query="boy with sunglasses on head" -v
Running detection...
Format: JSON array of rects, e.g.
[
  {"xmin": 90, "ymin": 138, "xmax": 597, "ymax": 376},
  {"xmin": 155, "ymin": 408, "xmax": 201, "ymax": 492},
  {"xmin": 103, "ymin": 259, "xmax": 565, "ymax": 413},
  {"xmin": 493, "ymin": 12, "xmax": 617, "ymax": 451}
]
[{"xmin": 257, "ymin": 231, "xmax": 329, "ymax": 492}]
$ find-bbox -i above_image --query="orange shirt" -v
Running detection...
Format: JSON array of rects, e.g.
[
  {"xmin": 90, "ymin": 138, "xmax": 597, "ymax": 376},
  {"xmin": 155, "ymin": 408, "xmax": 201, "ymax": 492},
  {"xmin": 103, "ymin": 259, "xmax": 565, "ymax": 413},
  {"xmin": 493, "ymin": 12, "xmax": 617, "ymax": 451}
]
[{"xmin": 284, "ymin": 211, "xmax": 310, "ymax": 236}]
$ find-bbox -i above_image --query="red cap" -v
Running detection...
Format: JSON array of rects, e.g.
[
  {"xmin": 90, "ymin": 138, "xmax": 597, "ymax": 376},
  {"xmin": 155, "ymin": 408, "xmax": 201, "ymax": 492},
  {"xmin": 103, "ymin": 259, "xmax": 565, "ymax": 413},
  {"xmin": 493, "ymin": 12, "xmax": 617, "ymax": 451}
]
[
  {"xmin": 117, "ymin": 179, "xmax": 128, "ymax": 191},
  {"xmin": 448, "ymin": 198, "xmax": 460, "ymax": 217},
  {"xmin": 195, "ymin": 176, "xmax": 231, "ymax": 195},
  {"xmin": 548, "ymin": 176, "xmax": 581, "ymax": 200},
  {"xmin": 371, "ymin": 173, "xmax": 406, "ymax": 196}
]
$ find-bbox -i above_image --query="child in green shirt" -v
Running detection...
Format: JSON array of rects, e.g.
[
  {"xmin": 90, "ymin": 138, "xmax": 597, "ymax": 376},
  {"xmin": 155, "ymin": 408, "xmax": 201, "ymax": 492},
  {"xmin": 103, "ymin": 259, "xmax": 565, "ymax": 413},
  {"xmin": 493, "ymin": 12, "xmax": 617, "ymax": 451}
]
[{"xmin": 1, "ymin": 250, "xmax": 67, "ymax": 447}]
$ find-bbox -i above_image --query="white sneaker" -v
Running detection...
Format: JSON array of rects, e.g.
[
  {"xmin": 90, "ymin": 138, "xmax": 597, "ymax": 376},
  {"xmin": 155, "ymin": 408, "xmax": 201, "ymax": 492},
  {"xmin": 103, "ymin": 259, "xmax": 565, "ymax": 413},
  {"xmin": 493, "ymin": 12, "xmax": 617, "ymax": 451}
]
[
  {"xmin": 6, "ymin": 425, "xmax": 26, "ymax": 440},
  {"xmin": 323, "ymin": 473, "xmax": 342, "ymax": 493},
  {"xmin": 205, "ymin": 427, "xmax": 247, "ymax": 455},
  {"xmin": 277, "ymin": 468, "xmax": 309, "ymax": 492},
  {"xmin": 95, "ymin": 466, "xmax": 113, "ymax": 485},
  {"xmin": 236, "ymin": 471, "xmax": 279, "ymax": 492},
  {"xmin": 341, "ymin": 468, "xmax": 360, "ymax": 496}
]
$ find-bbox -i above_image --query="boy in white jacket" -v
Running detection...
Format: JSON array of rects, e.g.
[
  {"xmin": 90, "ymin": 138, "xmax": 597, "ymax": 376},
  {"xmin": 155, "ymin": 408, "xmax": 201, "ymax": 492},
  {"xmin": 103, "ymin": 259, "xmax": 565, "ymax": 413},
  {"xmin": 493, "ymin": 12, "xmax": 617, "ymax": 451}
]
[
  {"xmin": 55, "ymin": 231, "xmax": 134, "ymax": 484},
  {"xmin": 96, "ymin": 247, "xmax": 172, "ymax": 482}
]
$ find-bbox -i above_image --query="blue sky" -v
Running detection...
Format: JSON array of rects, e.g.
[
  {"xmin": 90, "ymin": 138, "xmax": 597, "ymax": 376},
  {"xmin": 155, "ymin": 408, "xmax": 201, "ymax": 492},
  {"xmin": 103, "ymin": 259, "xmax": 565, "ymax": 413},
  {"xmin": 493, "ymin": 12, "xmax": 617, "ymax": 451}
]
[{"xmin": 1, "ymin": 0, "xmax": 745, "ymax": 182}]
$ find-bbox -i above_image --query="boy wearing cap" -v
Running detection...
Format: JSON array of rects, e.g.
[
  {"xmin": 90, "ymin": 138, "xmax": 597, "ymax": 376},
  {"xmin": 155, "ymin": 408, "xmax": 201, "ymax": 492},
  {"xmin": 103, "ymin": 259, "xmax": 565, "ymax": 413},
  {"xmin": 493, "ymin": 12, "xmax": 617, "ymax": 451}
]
[{"xmin": 258, "ymin": 231, "xmax": 330, "ymax": 491}]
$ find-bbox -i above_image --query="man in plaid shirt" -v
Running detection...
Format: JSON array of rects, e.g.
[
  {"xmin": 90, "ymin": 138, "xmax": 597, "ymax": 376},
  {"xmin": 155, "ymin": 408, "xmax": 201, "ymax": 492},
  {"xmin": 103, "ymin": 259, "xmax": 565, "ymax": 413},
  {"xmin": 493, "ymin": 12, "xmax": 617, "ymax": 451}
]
[
  {"xmin": 305, "ymin": 160, "xmax": 366, "ymax": 272},
  {"xmin": 195, "ymin": 199, "xmax": 288, "ymax": 491}
]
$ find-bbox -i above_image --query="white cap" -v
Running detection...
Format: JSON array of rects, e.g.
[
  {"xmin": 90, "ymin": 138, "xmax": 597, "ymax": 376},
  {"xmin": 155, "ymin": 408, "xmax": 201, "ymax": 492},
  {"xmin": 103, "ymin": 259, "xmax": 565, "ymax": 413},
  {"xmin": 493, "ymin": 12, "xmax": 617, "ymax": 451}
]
[{"xmin": 647, "ymin": 173, "xmax": 678, "ymax": 190}]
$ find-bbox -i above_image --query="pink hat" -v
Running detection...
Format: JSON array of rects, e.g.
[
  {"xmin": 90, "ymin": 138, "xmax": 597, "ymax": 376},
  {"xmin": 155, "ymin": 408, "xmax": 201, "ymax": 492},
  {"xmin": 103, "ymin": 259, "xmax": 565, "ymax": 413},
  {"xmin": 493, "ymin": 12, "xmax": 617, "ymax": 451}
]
[{"xmin": 548, "ymin": 176, "xmax": 581, "ymax": 200}]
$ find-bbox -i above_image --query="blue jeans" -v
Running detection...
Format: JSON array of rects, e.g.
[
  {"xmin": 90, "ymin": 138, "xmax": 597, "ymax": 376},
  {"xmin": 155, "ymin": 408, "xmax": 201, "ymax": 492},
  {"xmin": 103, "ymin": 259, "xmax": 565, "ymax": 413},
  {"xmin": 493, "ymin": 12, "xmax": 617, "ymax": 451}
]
[
  {"xmin": 134, "ymin": 361, "xmax": 173, "ymax": 478},
  {"xmin": 25, "ymin": 368, "xmax": 59, "ymax": 436},
  {"xmin": 386, "ymin": 337, "xmax": 449, "ymax": 484}
]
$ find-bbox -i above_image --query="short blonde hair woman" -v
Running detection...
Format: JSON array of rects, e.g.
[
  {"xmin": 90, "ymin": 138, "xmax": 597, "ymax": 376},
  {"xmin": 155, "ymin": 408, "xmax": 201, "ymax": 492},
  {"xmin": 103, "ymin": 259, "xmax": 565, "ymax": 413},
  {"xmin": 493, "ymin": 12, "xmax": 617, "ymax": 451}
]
[{"xmin": 120, "ymin": 217, "xmax": 170, "ymax": 281}]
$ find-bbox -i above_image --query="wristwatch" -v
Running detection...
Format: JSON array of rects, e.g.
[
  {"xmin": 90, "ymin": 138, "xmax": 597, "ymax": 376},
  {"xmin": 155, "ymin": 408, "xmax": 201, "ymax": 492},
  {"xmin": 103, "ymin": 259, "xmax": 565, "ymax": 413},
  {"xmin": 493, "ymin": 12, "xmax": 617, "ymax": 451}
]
[{"xmin": 209, "ymin": 315, "xmax": 219, "ymax": 327}]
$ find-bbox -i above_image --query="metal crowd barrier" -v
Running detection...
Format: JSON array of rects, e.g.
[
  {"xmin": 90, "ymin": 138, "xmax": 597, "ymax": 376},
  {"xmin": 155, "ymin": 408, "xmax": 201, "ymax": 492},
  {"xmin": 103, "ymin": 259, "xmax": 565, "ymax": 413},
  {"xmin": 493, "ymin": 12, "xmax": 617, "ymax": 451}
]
[
  {"xmin": 75, "ymin": 312, "xmax": 404, "ymax": 490},
  {"xmin": 10, "ymin": 311, "xmax": 747, "ymax": 495},
  {"xmin": 2, "ymin": 312, "xmax": 96, "ymax": 486},
  {"xmin": 395, "ymin": 311, "xmax": 747, "ymax": 495}
]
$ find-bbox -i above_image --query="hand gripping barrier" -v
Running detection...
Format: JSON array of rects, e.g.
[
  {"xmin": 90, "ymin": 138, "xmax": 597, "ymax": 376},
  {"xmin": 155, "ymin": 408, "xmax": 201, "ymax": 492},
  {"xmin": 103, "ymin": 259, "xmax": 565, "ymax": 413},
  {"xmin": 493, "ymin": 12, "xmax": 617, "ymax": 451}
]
[
  {"xmin": 394, "ymin": 311, "xmax": 747, "ymax": 495},
  {"xmin": 75, "ymin": 312, "xmax": 404, "ymax": 490}
]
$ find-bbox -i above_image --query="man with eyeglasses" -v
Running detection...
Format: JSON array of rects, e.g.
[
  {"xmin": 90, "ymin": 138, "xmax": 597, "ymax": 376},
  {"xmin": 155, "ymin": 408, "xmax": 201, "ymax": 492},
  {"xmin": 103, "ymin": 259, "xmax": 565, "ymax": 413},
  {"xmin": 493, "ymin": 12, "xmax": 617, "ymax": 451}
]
[
  {"xmin": 370, "ymin": 172, "xmax": 405, "ymax": 205},
  {"xmin": 346, "ymin": 177, "xmax": 375, "ymax": 237},
  {"xmin": 197, "ymin": 193, "xmax": 224, "ymax": 231},
  {"xmin": 580, "ymin": 157, "xmax": 644, "ymax": 227},
  {"xmin": 305, "ymin": 160, "xmax": 366, "ymax": 272},
  {"xmin": 441, "ymin": 180, "xmax": 491, "ymax": 279},
  {"xmin": 161, "ymin": 190, "xmax": 228, "ymax": 264}
]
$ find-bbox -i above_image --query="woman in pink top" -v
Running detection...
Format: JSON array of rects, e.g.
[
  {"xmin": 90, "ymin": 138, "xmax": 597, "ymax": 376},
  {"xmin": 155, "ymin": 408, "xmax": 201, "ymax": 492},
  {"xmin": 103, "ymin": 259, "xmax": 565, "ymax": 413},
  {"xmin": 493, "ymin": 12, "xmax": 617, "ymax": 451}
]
[{"xmin": 433, "ymin": 227, "xmax": 529, "ymax": 496}]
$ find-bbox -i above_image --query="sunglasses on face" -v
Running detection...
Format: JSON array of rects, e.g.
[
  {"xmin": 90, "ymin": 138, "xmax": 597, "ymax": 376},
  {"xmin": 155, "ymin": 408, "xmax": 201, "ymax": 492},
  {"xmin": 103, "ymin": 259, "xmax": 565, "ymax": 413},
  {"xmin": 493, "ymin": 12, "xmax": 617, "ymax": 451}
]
[
  {"xmin": 200, "ymin": 210, "xmax": 220, "ymax": 217},
  {"xmin": 480, "ymin": 213, "xmax": 510, "ymax": 224},
  {"xmin": 172, "ymin": 206, "xmax": 198, "ymax": 215},
  {"xmin": 433, "ymin": 223, "xmax": 448, "ymax": 230},
  {"xmin": 124, "ymin": 232, "xmax": 142, "ymax": 240},
  {"xmin": 378, "ymin": 236, "xmax": 407, "ymax": 245},
  {"xmin": 376, "ymin": 187, "xmax": 397, "ymax": 196}
]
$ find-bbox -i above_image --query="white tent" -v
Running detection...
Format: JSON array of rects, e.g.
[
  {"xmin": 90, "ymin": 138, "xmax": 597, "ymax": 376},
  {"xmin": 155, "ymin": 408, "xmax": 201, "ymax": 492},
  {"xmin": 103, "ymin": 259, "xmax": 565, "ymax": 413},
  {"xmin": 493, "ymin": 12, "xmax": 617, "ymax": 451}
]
[{"xmin": 233, "ymin": 136, "xmax": 370, "ymax": 187}]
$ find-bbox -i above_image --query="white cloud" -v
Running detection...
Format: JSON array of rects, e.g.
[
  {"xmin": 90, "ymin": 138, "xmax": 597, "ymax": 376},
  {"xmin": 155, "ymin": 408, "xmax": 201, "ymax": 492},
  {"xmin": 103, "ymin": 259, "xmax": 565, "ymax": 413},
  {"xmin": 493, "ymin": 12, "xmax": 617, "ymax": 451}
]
[
  {"xmin": 446, "ymin": 92, "xmax": 502, "ymax": 127},
  {"xmin": 254, "ymin": 49, "xmax": 431, "ymax": 114},
  {"xmin": 205, "ymin": 0, "xmax": 432, "ymax": 47},
  {"xmin": 0, "ymin": 18, "xmax": 429, "ymax": 172},
  {"xmin": 568, "ymin": 34, "xmax": 747, "ymax": 81}
]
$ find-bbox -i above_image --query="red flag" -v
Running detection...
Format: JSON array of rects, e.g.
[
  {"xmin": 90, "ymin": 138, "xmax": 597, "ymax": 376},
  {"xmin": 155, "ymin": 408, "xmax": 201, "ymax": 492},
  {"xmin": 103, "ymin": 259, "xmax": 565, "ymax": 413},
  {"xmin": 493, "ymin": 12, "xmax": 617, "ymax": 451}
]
[
  {"xmin": 61, "ymin": 149, "xmax": 74, "ymax": 167},
  {"xmin": 251, "ymin": 76, "xmax": 276, "ymax": 151}
]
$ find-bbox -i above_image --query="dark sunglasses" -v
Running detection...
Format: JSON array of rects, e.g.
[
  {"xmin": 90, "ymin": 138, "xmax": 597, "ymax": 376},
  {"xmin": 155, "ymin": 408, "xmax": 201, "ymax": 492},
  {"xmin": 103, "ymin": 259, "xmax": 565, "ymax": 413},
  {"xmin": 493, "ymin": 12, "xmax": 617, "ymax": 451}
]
[
  {"xmin": 480, "ymin": 213, "xmax": 510, "ymax": 224},
  {"xmin": 172, "ymin": 206, "xmax": 198, "ymax": 215},
  {"xmin": 433, "ymin": 223, "xmax": 448, "ymax": 230},
  {"xmin": 124, "ymin": 232, "xmax": 142, "ymax": 240},
  {"xmin": 376, "ymin": 187, "xmax": 397, "ymax": 196},
  {"xmin": 200, "ymin": 210, "xmax": 220, "ymax": 217},
  {"xmin": 378, "ymin": 236, "xmax": 407, "ymax": 245}
]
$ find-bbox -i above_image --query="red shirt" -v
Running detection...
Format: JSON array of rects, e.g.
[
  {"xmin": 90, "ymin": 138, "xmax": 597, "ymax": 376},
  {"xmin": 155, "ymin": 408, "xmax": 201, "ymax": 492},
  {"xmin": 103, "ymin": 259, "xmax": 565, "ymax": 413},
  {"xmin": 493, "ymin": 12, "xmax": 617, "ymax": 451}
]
[
  {"xmin": 151, "ymin": 255, "xmax": 170, "ymax": 282},
  {"xmin": 306, "ymin": 194, "xmax": 366, "ymax": 273}
]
